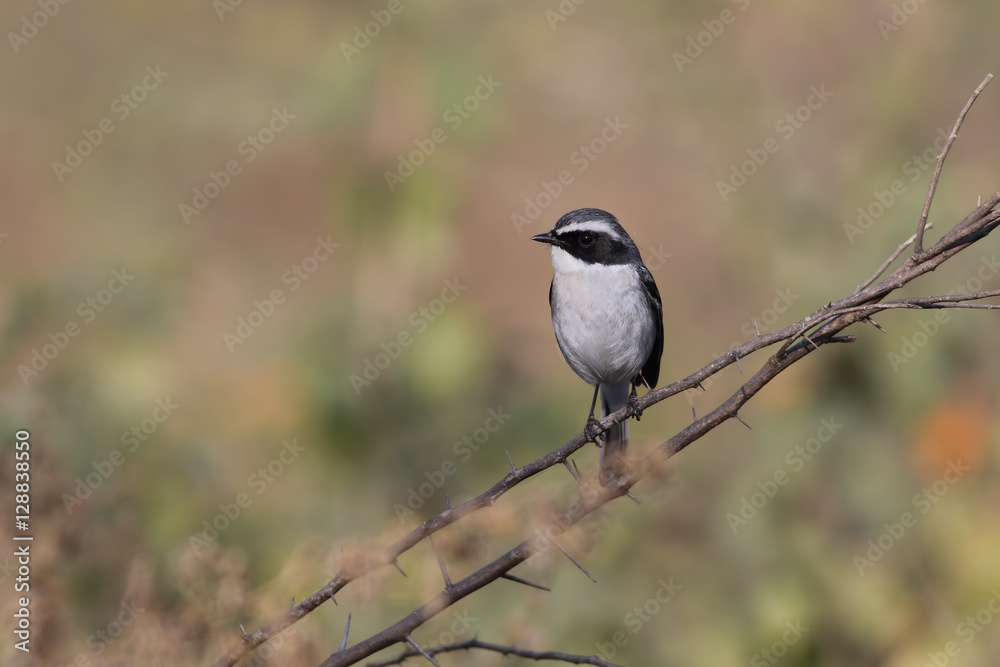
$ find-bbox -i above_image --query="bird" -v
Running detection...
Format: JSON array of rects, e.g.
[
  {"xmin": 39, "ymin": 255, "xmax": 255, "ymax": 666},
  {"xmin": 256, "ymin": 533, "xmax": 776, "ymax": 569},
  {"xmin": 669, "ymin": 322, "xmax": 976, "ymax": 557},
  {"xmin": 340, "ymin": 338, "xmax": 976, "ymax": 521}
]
[{"xmin": 532, "ymin": 208, "xmax": 663, "ymax": 487}]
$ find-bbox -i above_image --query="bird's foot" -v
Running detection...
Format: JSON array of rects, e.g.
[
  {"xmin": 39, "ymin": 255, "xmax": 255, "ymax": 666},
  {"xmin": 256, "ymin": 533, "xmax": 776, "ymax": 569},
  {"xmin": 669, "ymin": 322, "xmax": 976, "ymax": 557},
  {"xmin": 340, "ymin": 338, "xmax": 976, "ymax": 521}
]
[
  {"xmin": 626, "ymin": 391, "xmax": 643, "ymax": 421},
  {"xmin": 584, "ymin": 416, "xmax": 603, "ymax": 445}
]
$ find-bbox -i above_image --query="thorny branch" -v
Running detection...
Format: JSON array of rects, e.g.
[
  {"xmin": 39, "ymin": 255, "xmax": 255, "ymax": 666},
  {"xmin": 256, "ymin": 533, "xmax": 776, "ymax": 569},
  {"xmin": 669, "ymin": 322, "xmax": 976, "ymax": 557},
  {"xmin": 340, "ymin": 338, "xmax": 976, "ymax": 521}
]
[
  {"xmin": 211, "ymin": 74, "xmax": 998, "ymax": 667},
  {"xmin": 364, "ymin": 638, "xmax": 626, "ymax": 667}
]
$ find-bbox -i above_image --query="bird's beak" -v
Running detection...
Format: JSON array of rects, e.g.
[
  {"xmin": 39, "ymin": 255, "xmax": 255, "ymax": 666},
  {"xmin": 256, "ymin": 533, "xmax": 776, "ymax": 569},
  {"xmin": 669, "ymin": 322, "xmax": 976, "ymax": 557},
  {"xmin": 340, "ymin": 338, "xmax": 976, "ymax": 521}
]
[{"xmin": 531, "ymin": 232, "xmax": 558, "ymax": 246}]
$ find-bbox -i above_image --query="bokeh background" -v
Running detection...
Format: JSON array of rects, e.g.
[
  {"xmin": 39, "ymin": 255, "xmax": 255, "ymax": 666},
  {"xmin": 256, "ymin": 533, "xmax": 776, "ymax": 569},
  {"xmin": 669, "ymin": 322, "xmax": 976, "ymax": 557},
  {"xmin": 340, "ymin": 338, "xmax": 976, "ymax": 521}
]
[{"xmin": 2, "ymin": 1, "xmax": 1000, "ymax": 665}]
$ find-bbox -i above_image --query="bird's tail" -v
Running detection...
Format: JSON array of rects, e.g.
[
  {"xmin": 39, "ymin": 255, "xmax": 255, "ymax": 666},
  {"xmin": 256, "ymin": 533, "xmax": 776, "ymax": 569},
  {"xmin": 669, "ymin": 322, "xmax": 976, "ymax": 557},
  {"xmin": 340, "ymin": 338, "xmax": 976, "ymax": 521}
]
[{"xmin": 599, "ymin": 381, "xmax": 630, "ymax": 487}]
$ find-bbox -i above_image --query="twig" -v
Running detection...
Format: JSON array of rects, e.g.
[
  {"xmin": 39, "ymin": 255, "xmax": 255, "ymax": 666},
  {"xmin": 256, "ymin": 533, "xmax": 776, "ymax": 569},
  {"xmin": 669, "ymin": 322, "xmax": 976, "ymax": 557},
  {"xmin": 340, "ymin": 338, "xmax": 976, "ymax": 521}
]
[
  {"xmin": 913, "ymin": 73, "xmax": 993, "ymax": 256},
  {"xmin": 364, "ymin": 638, "xmax": 625, "ymax": 667},
  {"xmin": 855, "ymin": 225, "xmax": 931, "ymax": 294}
]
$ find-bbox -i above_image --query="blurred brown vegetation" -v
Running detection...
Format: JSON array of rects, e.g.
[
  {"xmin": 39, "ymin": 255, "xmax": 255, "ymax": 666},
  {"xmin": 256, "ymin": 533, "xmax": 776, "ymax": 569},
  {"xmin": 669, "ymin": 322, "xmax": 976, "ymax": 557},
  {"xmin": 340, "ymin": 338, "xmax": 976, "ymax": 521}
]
[{"xmin": 1, "ymin": 1, "xmax": 1000, "ymax": 665}]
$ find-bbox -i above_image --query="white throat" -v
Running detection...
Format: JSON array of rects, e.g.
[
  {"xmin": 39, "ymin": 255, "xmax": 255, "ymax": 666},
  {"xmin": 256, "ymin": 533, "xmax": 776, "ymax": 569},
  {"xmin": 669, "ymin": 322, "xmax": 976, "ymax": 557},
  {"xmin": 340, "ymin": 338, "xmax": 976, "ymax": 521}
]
[{"xmin": 550, "ymin": 246, "xmax": 595, "ymax": 274}]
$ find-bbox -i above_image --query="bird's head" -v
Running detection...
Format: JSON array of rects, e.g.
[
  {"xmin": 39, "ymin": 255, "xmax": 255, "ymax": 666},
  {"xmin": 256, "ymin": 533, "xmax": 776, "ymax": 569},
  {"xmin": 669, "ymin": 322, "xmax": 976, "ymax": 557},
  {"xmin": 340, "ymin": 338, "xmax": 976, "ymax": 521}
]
[{"xmin": 532, "ymin": 208, "xmax": 640, "ymax": 268}]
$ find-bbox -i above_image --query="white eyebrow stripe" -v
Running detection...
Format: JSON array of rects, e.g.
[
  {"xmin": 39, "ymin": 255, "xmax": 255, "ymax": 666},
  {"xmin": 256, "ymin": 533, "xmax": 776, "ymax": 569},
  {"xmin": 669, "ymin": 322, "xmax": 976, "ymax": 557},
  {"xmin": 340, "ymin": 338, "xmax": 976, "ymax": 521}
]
[{"xmin": 555, "ymin": 220, "xmax": 622, "ymax": 240}]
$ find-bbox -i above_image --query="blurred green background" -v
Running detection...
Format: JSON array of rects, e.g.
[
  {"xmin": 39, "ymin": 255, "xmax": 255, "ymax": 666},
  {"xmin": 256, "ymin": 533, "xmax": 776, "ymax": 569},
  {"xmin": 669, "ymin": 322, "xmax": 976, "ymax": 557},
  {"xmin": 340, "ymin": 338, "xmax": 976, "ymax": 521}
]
[{"xmin": 2, "ymin": 1, "xmax": 1000, "ymax": 665}]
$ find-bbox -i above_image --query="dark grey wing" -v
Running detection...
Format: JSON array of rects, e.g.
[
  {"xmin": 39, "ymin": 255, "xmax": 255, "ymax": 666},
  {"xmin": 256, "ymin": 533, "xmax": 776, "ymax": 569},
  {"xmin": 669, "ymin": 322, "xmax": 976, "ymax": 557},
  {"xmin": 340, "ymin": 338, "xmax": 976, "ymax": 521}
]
[{"xmin": 635, "ymin": 264, "xmax": 663, "ymax": 389}]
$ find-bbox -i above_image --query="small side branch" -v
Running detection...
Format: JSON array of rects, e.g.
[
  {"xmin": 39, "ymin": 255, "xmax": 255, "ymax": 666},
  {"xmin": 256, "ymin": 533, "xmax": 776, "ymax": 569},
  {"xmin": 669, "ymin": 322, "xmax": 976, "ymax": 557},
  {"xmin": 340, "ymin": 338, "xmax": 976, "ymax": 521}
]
[
  {"xmin": 913, "ymin": 73, "xmax": 992, "ymax": 256},
  {"xmin": 855, "ymin": 225, "xmax": 930, "ymax": 294}
]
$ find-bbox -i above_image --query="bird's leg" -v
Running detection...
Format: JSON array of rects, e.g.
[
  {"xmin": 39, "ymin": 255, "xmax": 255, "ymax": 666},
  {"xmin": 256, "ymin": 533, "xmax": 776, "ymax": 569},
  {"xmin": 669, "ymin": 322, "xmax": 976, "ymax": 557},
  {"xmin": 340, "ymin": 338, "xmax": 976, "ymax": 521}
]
[
  {"xmin": 584, "ymin": 384, "xmax": 602, "ymax": 445},
  {"xmin": 626, "ymin": 381, "xmax": 643, "ymax": 420}
]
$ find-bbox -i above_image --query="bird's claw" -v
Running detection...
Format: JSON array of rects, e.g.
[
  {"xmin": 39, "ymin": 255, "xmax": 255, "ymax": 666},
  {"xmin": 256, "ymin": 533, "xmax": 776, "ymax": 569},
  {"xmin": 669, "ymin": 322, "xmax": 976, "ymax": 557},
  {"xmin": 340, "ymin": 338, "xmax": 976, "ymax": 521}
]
[
  {"xmin": 584, "ymin": 417, "xmax": 603, "ymax": 445},
  {"xmin": 627, "ymin": 392, "xmax": 643, "ymax": 421}
]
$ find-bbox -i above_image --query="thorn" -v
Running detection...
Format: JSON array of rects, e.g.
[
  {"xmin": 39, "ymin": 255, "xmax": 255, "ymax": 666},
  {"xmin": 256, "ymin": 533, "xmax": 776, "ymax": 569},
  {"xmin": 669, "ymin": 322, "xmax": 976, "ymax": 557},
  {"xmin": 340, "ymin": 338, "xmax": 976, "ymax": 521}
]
[
  {"xmin": 339, "ymin": 613, "xmax": 351, "ymax": 652},
  {"xmin": 734, "ymin": 412, "xmax": 752, "ymax": 430},
  {"xmin": 865, "ymin": 316, "xmax": 886, "ymax": 333},
  {"xmin": 406, "ymin": 634, "xmax": 441, "ymax": 667},
  {"xmin": 392, "ymin": 558, "xmax": 407, "ymax": 578},
  {"xmin": 753, "ymin": 318, "xmax": 761, "ymax": 336},
  {"xmin": 692, "ymin": 407, "xmax": 696, "ymax": 422},
  {"xmin": 553, "ymin": 540, "xmax": 597, "ymax": 583},
  {"xmin": 979, "ymin": 194, "xmax": 983, "ymax": 206},
  {"xmin": 697, "ymin": 381, "xmax": 706, "ymax": 391},
  {"xmin": 332, "ymin": 594, "xmax": 338, "ymax": 606},
  {"xmin": 562, "ymin": 459, "xmax": 583, "ymax": 484},
  {"xmin": 572, "ymin": 459, "xmax": 582, "ymax": 478},
  {"xmin": 625, "ymin": 491, "xmax": 641, "ymax": 505},
  {"xmin": 732, "ymin": 351, "xmax": 742, "ymax": 374},
  {"xmin": 445, "ymin": 492, "xmax": 450, "ymax": 510},
  {"xmin": 505, "ymin": 449, "xmax": 517, "ymax": 473},
  {"xmin": 291, "ymin": 597, "xmax": 295, "ymax": 610},
  {"xmin": 239, "ymin": 622, "xmax": 248, "ymax": 639},
  {"xmin": 501, "ymin": 572, "xmax": 551, "ymax": 592},
  {"xmin": 802, "ymin": 333, "xmax": 820, "ymax": 350},
  {"xmin": 429, "ymin": 536, "xmax": 452, "ymax": 590}
]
